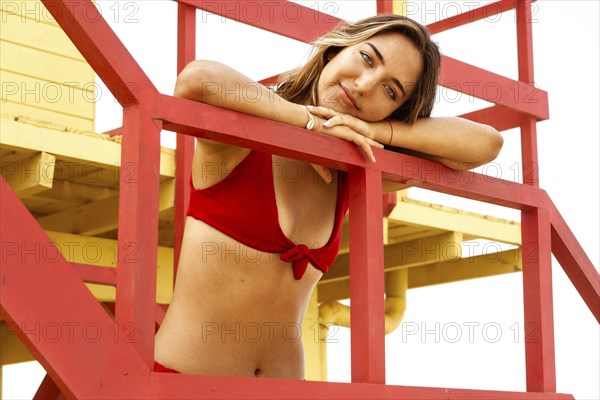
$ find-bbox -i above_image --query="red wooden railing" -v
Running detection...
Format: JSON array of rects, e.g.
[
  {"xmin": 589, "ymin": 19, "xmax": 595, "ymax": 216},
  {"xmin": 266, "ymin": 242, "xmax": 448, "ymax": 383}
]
[{"xmin": 0, "ymin": 0, "xmax": 598, "ymax": 398}]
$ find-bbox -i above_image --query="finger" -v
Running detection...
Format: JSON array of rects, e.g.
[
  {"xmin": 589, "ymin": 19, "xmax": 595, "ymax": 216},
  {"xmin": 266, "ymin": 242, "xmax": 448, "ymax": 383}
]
[
  {"xmin": 323, "ymin": 115, "xmax": 373, "ymax": 139},
  {"xmin": 366, "ymin": 137, "xmax": 384, "ymax": 148},
  {"xmin": 310, "ymin": 163, "xmax": 332, "ymax": 184},
  {"xmin": 322, "ymin": 115, "xmax": 345, "ymax": 128},
  {"xmin": 326, "ymin": 121, "xmax": 382, "ymax": 152},
  {"xmin": 352, "ymin": 136, "xmax": 376, "ymax": 163},
  {"xmin": 307, "ymin": 106, "xmax": 340, "ymax": 119}
]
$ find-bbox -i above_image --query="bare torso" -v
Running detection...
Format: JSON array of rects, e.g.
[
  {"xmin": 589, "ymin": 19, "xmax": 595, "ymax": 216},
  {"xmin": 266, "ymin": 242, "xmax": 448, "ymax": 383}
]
[{"xmin": 154, "ymin": 148, "xmax": 340, "ymax": 378}]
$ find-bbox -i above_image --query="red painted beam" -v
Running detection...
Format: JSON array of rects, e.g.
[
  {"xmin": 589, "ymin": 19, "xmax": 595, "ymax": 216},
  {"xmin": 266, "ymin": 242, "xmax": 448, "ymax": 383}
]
[
  {"xmin": 0, "ymin": 178, "xmax": 149, "ymax": 398},
  {"xmin": 148, "ymin": 373, "xmax": 574, "ymax": 399},
  {"xmin": 71, "ymin": 262, "xmax": 116, "ymax": 286},
  {"xmin": 259, "ymin": 74, "xmax": 280, "ymax": 87},
  {"xmin": 33, "ymin": 374, "xmax": 62, "ymax": 400},
  {"xmin": 153, "ymin": 94, "xmax": 547, "ymax": 210},
  {"xmin": 155, "ymin": 304, "xmax": 169, "ymax": 328},
  {"xmin": 174, "ymin": 1, "xmax": 196, "ymax": 282},
  {"xmin": 459, "ymin": 105, "xmax": 525, "ymax": 133},
  {"xmin": 427, "ymin": 0, "xmax": 518, "ymax": 35},
  {"xmin": 382, "ymin": 192, "xmax": 397, "ymax": 217},
  {"xmin": 349, "ymin": 169, "xmax": 386, "ymax": 383},
  {"xmin": 102, "ymin": 127, "xmax": 123, "ymax": 137},
  {"xmin": 377, "ymin": 0, "xmax": 394, "ymax": 15},
  {"xmin": 115, "ymin": 106, "xmax": 162, "ymax": 365},
  {"xmin": 549, "ymin": 200, "xmax": 600, "ymax": 323},
  {"xmin": 440, "ymin": 56, "xmax": 549, "ymax": 120},
  {"xmin": 519, "ymin": 116, "xmax": 540, "ymax": 186},
  {"xmin": 41, "ymin": 0, "xmax": 157, "ymax": 106},
  {"xmin": 175, "ymin": 0, "xmax": 344, "ymax": 43},
  {"xmin": 521, "ymin": 207, "xmax": 556, "ymax": 392},
  {"xmin": 516, "ymin": 0, "xmax": 540, "ymax": 186},
  {"xmin": 517, "ymin": 0, "xmax": 536, "ymax": 83}
]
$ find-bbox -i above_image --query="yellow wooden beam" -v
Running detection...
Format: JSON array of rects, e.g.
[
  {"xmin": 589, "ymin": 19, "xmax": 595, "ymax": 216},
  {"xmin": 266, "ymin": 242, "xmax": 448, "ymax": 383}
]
[
  {"xmin": 0, "ymin": 322, "xmax": 35, "ymax": 365},
  {"xmin": 1, "ymin": 100, "xmax": 94, "ymax": 133},
  {"xmin": 1, "ymin": 70, "xmax": 95, "ymax": 120},
  {"xmin": 0, "ymin": 8, "xmax": 86, "ymax": 60},
  {"xmin": 0, "ymin": 119, "xmax": 175, "ymax": 178},
  {"xmin": 1, "ymin": 40, "xmax": 94, "ymax": 91},
  {"xmin": 324, "ymin": 231, "xmax": 462, "ymax": 283},
  {"xmin": 45, "ymin": 231, "xmax": 174, "ymax": 304},
  {"xmin": 392, "ymin": 0, "xmax": 408, "ymax": 16},
  {"xmin": 1, "ymin": 151, "xmax": 55, "ymax": 198},
  {"xmin": 31, "ymin": 179, "xmax": 118, "ymax": 205},
  {"xmin": 408, "ymin": 248, "xmax": 522, "ymax": 289},
  {"xmin": 37, "ymin": 179, "xmax": 174, "ymax": 235},
  {"xmin": 389, "ymin": 195, "xmax": 521, "ymax": 244},
  {"xmin": 318, "ymin": 248, "xmax": 522, "ymax": 302}
]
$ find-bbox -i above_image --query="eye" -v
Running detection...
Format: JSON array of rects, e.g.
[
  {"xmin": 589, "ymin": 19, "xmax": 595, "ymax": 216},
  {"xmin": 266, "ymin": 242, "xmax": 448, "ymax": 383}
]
[
  {"xmin": 360, "ymin": 51, "xmax": 373, "ymax": 67},
  {"xmin": 384, "ymin": 84, "xmax": 397, "ymax": 101}
]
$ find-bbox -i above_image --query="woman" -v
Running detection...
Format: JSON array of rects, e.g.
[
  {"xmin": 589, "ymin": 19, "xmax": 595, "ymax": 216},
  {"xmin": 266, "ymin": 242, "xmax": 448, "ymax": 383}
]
[{"xmin": 154, "ymin": 14, "xmax": 503, "ymax": 378}]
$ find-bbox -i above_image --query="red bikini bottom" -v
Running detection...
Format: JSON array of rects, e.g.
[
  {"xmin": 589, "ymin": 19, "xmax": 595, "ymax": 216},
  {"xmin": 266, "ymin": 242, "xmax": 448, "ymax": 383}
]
[{"xmin": 153, "ymin": 361, "xmax": 180, "ymax": 374}]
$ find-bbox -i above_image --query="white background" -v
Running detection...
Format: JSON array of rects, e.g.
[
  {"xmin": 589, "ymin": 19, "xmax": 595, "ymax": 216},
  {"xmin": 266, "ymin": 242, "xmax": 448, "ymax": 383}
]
[{"xmin": 2, "ymin": 1, "xmax": 598, "ymax": 399}]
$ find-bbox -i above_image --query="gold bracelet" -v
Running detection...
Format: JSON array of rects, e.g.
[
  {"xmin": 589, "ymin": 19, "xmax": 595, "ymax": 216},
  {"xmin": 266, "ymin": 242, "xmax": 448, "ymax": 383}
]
[
  {"xmin": 304, "ymin": 106, "xmax": 315, "ymax": 130},
  {"xmin": 387, "ymin": 119, "xmax": 394, "ymax": 145}
]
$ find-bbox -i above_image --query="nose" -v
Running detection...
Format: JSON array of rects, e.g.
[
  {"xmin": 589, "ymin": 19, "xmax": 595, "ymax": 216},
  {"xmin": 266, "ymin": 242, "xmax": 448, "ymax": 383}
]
[{"xmin": 354, "ymin": 71, "xmax": 379, "ymax": 96}]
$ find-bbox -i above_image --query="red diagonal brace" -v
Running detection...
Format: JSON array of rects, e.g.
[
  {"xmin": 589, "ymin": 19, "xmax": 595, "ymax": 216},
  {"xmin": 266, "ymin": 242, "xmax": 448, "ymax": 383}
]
[
  {"xmin": 41, "ymin": 0, "xmax": 157, "ymax": 106},
  {"xmin": 428, "ymin": 0, "xmax": 519, "ymax": 34},
  {"xmin": 549, "ymin": 200, "xmax": 600, "ymax": 323},
  {"xmin": 0, "ymin": 178, "xmax": 149, "ymax": 398}
]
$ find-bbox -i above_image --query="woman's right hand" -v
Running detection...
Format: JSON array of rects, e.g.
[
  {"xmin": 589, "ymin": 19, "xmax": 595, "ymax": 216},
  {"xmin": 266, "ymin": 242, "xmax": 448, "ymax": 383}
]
[{"xmin": 305, "ymin": 105, "xmax": 383, "ymax": 184}]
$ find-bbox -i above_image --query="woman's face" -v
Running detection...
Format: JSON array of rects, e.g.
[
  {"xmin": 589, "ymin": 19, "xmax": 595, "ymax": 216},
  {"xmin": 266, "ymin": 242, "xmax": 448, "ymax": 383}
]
[{"xmin": 316, "ymin": 32, "xmax": 424, "ymax": 122}]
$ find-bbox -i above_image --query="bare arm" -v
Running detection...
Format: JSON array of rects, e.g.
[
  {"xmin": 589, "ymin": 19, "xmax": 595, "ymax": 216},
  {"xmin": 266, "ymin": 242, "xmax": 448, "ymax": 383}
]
[
  {"xmin": 175, "ymin": 60, "xmax": 380, "ymax": 167},
  {"xmin": 372, "ymin": 117, "xmax": 504, "ymax": 170},
  {"xmin": 175, "ymin": 60, "xmax": 309, "ymax": 143},
  {"xmin": 309, "ymin": 108, "xmax": 504, "ymax": 170}
]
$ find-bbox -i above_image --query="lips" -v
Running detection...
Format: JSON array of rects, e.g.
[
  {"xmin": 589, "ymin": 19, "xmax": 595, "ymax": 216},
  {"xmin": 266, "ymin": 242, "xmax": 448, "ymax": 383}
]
[{"xmin": 339, "ymin": 84, "xmax": 358, "ymax": 110}]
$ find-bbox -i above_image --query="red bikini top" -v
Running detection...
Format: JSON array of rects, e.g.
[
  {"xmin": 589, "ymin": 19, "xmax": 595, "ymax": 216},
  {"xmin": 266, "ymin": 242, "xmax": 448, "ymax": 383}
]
[{"xmin": 187, "ymin": 150, "xmax": 349, "ymax": 280}]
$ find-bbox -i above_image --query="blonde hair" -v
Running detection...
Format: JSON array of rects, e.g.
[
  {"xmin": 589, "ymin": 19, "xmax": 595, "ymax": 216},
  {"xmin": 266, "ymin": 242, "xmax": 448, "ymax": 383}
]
[{"xmin": 276, "ymin": 14, "xmax": 440, "ymax": 125}]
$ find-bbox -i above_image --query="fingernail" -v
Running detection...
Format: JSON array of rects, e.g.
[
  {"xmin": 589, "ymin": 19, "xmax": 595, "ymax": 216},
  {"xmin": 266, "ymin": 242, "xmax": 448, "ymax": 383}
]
[
  {"xmin": 323, "ymin": 120, "xmax": 330, "ymax": 127},
  {"xmin": 306, "ymin": 105, "xmax": 314, "ymax": 109}
]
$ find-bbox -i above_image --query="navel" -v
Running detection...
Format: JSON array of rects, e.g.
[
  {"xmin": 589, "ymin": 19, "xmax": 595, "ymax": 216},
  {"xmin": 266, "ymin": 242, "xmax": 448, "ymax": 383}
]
[{"xmin": 254, "ymin": 368, "xmax": 263, "ymax": 377}]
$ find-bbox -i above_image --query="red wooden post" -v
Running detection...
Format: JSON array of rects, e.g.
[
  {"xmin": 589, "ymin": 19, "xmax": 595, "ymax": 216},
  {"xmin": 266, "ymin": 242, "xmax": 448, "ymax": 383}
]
[
  {"xmin": 349, "ymin": 168, "xmax": 386, "ymax": 384},
  {"xmin": 517, "ymin": 0, "xmax": 555, "ymax": 392},
  {"xmin": 521, "ymin": 207, "xmax": 556, "ymax": 392},
  {"xmin": 115, "ymin": 105, "xmax": 162, "ymax": 365},
  {"xmin": 173, "ymin": 2, "xmax": 197, "ymax": 282},
  {"xmin": 517, "ymin": 0, "xmax": 540, "ymax": 187},
  {"xmin": 377, "ymin": 0, "xmax": 394, "ymax": 14}
]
